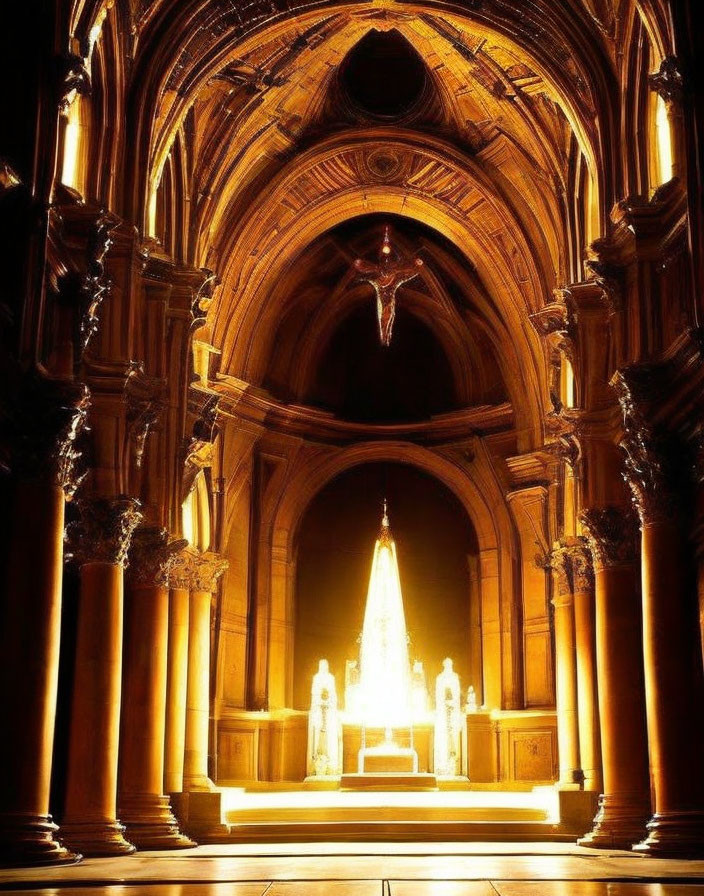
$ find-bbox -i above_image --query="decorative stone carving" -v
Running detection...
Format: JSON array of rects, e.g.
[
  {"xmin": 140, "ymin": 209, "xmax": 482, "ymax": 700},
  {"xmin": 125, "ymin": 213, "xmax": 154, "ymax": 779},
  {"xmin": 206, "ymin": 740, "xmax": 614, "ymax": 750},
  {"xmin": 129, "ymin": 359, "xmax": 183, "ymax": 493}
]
[
  {"xmin": 649, "ymin": 56, "xmax": 683, "ymax": 104},
  {"xmin": 126, "ymin": 365, "xmax": 165, "ymax": 470},
  {"xmin": 550, "ymin": 540, "xmax": 593, "ymax": 598},
  {"xmin": 550, "ymin": 547, "xmax": 572, "ymax": 598},
  {"xmin": 530, "ymin": 293, "xmax": 576, "ymax": 360},
  {"xmin": 189, "ymin": 550, "xmax": 228, "ymax": 592},
  {"xmin": 7, "ymin": 371, "xmax": 90, "ymax": 496},
  {"xmin": 611, "ymin": 367, "xmax": 678, "ymax": 524},
  {"xmin": 65, "ymin": 496, "xmax": 142, "ymax": 567},
  {"xmin": 58, "ymin": 53, "xmax": 91, "ymax": 113},
  {"xmin": 79, "ymin": 212, "xmax": 117, "ymax": 353},
  {"xmin": 166, "ymin": 548, "xmax": 195, "ymax": 590},
  {"xmin": 580, "ymin": 506, "xmax": 640, "ymax": 570},
  {"xmin": 571, "ymin": 544, "xmax": 595, "ymax": 592},
  {"xmin": 127, "ymin": 527, "xmax": 189, "ymax": 587},
  {"xmin": 586, "ymin": 238, "xmax": 625, "ymax": 314}
]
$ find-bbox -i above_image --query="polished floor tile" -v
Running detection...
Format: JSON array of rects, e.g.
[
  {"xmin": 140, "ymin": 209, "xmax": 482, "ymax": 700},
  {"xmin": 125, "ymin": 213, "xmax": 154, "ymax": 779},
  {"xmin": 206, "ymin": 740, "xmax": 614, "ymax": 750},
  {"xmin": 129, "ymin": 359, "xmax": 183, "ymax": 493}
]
[
  {"xmin": 388, "ymin": 882, "xmax": 497, "ymax": 895},
  {"xmin": 266, "ymin": 883, "xmax": 382, "ymax": 895},
  {"xmin": 493, "ymin": 884, "xmax": 704, "ymax": 895}
]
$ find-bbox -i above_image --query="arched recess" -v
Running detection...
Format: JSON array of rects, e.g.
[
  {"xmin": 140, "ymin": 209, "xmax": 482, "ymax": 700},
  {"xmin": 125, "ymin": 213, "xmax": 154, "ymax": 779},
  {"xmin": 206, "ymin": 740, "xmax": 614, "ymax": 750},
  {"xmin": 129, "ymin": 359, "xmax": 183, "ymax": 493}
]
[
  {"xmin": 247, "ymin": 440, "xmax": 523, "ymax": 714},
  {"xmin": 209, "ymin": 132, "xmax": 554, "ymax": 449}
]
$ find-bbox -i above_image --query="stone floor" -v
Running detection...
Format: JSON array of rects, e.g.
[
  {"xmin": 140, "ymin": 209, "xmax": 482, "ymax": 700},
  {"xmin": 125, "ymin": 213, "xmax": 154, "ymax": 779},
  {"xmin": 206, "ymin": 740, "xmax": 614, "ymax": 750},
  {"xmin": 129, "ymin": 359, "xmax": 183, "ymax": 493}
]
[{"xmin": 2, "ymin": 843, "xmax": 704, "ymax": 894}]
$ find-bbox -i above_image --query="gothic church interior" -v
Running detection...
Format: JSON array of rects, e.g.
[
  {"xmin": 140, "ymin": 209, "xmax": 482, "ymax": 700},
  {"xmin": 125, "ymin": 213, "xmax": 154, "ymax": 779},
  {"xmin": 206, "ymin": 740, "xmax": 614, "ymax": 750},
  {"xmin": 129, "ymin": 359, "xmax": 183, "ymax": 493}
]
[{"xmin": 2, "ymin": 0, "xmax": 704, "ymax": 891}]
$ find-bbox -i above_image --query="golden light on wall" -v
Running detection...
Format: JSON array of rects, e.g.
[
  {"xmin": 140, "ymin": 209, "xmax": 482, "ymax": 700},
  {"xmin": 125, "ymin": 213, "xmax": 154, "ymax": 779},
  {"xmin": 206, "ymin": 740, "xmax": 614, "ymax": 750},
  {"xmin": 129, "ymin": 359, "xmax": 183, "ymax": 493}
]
[
  {"xmin": 61, "ymin": 98, "xmax": 83, "ymax": 191},
  {"xmin": 182, "ymin": 470, "xmax": 211, "ymax": 550}
]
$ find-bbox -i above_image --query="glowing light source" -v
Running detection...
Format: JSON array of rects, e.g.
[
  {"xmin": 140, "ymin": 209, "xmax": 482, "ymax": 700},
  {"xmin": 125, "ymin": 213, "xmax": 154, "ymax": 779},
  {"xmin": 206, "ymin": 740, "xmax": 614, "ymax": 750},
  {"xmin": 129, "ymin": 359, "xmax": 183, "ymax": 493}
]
[
  {"xmin": 655, "ymin": 93, "xmax": 673, "ymax": 185},
  {"xmin": 357, "ymin": 502, "xmax": 413, "ymax": 729},
  {"xmin": 61, "ymin": 101, "xmax": 81, "ymax": 190}
]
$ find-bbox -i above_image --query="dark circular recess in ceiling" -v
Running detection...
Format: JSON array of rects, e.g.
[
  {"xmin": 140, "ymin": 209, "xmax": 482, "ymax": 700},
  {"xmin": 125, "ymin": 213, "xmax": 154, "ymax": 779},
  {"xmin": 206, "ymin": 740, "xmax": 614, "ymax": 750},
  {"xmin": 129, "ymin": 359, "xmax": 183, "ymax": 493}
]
[{"xmin": 340, "ymin": 29, "xmax": 428, "ymax": 118}]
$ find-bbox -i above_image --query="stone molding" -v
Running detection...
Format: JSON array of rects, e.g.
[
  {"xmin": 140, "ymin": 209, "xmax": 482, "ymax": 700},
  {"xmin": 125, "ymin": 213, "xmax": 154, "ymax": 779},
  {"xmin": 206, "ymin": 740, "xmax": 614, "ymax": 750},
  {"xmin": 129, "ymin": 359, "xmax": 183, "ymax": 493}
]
[
  {"xmin": 580, "ymin": 506, "xmax": 640, "ymax": 570},
  {"xmin": 66, "ymin": 496, "xmax": 142, "ymax": 567},
  {"xmin": 127, "ymin": 526, "xmax": 188, "ymax": 587}
]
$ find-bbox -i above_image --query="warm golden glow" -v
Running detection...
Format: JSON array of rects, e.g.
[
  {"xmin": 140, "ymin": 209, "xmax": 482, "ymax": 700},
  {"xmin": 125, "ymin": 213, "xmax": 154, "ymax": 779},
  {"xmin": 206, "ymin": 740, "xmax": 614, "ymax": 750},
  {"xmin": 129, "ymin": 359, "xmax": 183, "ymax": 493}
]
[
  {"xmin": 357, "ymin": 505, "xmax": 413, "ymax": 729},
  {"xmin": 147, "ymin": 184, "xmax": 158, "ymax": 238},
  {"xmin": 61, "ymin": 100, "xmax": 81, "ymax": 190},
  {"xmin": 655, "ymin": 93, "xmax": 673, "ymax": 185}
]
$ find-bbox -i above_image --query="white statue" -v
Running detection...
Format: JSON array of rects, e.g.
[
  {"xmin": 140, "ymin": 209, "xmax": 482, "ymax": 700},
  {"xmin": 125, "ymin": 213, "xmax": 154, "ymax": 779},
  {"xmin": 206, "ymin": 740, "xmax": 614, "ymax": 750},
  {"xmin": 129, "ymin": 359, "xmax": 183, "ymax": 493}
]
[
  {"xmin": 434, "ymin": 657, "xmax": 462, "ymax": 776},
  {"xmin": 411, "ymin": 660, "xmax": 429, "ymax": 716},
  {"xmin": 307, "ymin": 659, "xmax": 342, "ymax": 777},
  {"xmin": 466, "ymin": 685, "xmax": 478, "ymax": 713}
]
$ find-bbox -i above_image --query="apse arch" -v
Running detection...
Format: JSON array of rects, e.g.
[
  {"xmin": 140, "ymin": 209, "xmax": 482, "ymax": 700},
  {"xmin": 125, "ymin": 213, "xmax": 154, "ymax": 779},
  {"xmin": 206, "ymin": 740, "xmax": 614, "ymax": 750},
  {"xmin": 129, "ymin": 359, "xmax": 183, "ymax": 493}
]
[
  {"xmin": 261, "ymin": 439, "xmax": 522, "ymax": 711},
  {"xmin": 209, "ymin": 132, "xmax": 552, "ymax": 447}
]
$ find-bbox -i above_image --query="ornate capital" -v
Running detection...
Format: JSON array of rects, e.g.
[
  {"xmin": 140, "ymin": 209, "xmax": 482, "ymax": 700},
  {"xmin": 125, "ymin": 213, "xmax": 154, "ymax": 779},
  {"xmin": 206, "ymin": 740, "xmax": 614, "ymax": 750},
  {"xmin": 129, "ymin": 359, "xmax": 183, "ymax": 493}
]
[
  {"xmin": 611, "ymin": 366, "xmax": 678, "ymax": 524},
  {"xmin": 550, "ymin": 539, "xmax": 594, "ymax": 598},
  {"xmin": 66, "ymin": 496, "xmax": 142, "ymax": 566},
  {"xmin": 649, "ymin": 56, "xmax": 683, "ymax": 104},
  {"xmin": 189, "ymin": 550, "xmax": 228, "ymax": 592},
  {"xmin": 580, "ymin": 506, "xmax": 640, "ymax": 570},
  {"xmin": 127, "ymin": 527, "xmax": 188, "ymax": 587},
  {"xmin": 166, "ymin": 548, "xmax": 195, "ymax": 590},
  {"xmin": 6, "ymin": 371, "xmax": 90, "ymax": 496}
]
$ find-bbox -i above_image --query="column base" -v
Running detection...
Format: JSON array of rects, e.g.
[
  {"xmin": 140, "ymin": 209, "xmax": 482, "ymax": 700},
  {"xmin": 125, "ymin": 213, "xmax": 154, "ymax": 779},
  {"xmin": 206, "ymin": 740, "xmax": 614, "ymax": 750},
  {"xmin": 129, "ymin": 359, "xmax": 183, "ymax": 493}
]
[
  {"xmin": 178, "ymin": 791, "xmax": 228, "ymax": 841},
  {"xmin": 182, "ymin": 774, "xmax": 216, "ymax": 792},
  {"xmin": 119, "ymin": 794, "xmax": 196, "ymax": 850},
  {"xmin": 0, "ymin": 813, "xmax": 81, "ymax": 867},
  {"xmin": 633, "ymin": 811, "xmax": 704, "ymax": 858},
  {"xmin": 577, "ymin": 793, "xmax": 650, "ymax": 849},
  {"xmin": 59, "ymin": 819, "xmax": 135, "ymax": 857}
]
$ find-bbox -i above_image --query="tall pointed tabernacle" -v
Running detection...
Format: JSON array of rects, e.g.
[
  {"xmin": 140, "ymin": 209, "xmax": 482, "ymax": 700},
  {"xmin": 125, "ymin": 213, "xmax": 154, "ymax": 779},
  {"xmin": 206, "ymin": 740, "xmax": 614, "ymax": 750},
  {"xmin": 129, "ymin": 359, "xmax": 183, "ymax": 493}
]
[{"xmin": 357, "ymin": 502, "xmax": 413, "ymax": 728}]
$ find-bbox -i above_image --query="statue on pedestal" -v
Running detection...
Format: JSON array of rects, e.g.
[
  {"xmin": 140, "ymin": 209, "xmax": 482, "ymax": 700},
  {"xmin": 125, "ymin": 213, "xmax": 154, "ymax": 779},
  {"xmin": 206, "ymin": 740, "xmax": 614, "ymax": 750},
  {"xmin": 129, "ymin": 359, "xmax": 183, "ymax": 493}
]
[
  {"xmin": 307, "ymin": 659, "xmax": 342, "ymax": 777},
  {"xmin": 434, "ymin": 657, "xmax": 462, "ymax": 776},
  {"xmin": 466, "ymin": 685, "xmax": 478, "ymax": 713}
]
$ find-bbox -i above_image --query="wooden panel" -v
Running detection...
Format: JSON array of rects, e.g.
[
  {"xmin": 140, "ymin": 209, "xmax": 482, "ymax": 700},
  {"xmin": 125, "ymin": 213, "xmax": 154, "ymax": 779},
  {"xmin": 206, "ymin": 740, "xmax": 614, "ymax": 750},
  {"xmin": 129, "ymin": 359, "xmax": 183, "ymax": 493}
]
[{"xmin": 218, "ymin": 727, "xmax": 257, "ymax": 781}]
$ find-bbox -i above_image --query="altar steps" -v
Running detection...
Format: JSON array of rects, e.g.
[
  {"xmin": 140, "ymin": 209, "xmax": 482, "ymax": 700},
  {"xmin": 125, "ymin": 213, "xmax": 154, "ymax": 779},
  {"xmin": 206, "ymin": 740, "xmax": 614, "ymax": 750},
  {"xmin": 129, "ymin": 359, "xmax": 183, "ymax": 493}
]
[{"xmin": 218, "ymin": 787, "xmax": 572, "ymax": 843}]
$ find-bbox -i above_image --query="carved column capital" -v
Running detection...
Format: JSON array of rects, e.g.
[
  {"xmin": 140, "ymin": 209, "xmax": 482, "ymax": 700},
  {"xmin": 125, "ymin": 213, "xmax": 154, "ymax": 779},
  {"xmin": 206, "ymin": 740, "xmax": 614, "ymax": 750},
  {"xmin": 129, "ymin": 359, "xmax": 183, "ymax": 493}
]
[
  {"xmin": 188, "ymin": 551, "xmax": 228, "ymax": 592},
  {"xmin": 66, "ymin": 496, "xmax": 142, "ymax": 566},
  {"xmin": 7, "ymin": 371, "xmax": 90, "ymax": 496},
  {"xmin": 127, "ymin": 526, "xmax": 188, "ymax": 587},
  {"xmin": 166, "ymin": 547, "xmax": 195, "ymax": 590},
  {"xmin": 611, "ymin": 366, "xmax": 679, "ymax": 525},
  {"xmin": 550, "ymin": 539, "xmax": 594, "ymax": 600},
  {"xmin": 580, "ymin": 506, "xmax": 640, "ymax": 570}
]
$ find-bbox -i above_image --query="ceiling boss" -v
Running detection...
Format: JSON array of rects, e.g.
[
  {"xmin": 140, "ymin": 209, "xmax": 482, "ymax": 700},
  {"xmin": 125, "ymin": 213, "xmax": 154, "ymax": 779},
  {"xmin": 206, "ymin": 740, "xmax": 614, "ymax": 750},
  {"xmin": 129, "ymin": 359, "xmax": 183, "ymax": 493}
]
[{"xmin": 353, "ymin": 225, "xmax": 424, "ymax": 346}]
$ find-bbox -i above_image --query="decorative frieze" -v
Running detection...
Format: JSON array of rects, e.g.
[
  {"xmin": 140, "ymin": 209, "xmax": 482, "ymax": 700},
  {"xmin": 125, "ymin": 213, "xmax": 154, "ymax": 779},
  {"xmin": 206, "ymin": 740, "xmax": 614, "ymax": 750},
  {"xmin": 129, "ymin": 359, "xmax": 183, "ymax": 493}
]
[
  {"xmin": 580, "ymin": 506, "xmax": 640, "ymax": 570},
  {"xmin": 127, "ymin": 527, "xmax": 188, "ymax": 587},
  {"xmin": 65, "ymin": 496, "xmax": 142, "ymax": 567}
]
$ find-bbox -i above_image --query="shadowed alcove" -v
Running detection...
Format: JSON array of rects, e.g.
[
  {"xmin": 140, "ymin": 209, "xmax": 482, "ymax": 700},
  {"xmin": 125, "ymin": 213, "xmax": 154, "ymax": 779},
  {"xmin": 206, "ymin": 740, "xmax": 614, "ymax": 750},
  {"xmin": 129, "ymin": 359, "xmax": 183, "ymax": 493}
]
[{"xmin": 293, "ymin": 462, "xmax": 480, "ymax": 710}]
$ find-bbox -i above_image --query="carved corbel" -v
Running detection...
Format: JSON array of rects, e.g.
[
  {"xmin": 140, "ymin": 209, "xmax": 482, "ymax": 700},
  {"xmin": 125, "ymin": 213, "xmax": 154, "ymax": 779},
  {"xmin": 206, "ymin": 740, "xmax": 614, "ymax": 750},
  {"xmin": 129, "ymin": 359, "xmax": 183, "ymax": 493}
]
[
  {"xmin": 586, "ymin": 238, "xmax": 625, "ymax": 315},
  {"xmin": 125, "ymin": 364, "xmax": 166, "ymax": 471},
  {"xmin": 65, "ymin": 495, "xmax": 142, "ymax": 566},
  {"xmin": 127, "ymin": 526, "xmax": 188, "ymax": 587},
  {"xmin": 649, "ymin": 56, "xmax": 683, "ymax": 105},
  {"xmin": 182, "ymin": 392, "xmax": 221, "ymax": 497},
  {"xmin": 580, "ymin": 506, "xmax": 640, "ymax": 570},
  {"xmin": 191, "ymin": 269, "xmax": 219, "ymax": 328},
  {"xmin": 530, "ymin": 292, "xmax": 576, "ymax": 360}
]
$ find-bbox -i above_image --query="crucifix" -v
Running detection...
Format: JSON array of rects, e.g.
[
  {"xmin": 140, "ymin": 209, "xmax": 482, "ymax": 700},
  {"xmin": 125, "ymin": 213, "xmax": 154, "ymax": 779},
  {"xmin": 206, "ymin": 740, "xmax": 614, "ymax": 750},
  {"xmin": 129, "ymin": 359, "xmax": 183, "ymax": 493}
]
[{"xmin": 353, "ymin": 225, "xmax": 423, "ymax": 346}]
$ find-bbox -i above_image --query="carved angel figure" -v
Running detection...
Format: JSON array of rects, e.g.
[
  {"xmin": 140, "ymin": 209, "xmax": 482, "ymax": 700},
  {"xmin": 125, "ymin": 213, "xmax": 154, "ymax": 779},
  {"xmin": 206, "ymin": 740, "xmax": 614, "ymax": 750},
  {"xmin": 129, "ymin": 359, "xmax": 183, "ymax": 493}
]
[{"xmin": 353, "ymin": 225, "xmax": 423, "ymax": 346}]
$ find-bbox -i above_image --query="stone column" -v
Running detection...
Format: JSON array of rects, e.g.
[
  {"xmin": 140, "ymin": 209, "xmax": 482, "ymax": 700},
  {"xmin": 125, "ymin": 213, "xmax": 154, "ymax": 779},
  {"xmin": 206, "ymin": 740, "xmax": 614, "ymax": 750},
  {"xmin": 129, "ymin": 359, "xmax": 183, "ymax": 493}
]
[
  {"xmin": 578, "ymin": 507, "xmax": 651, "ymax": 849},
  {"xmin": 0, "ymin": 376, "xmax": 88, "ymax": 865},
  {"xmin": 163, "ymin": 551, "xmax": 193, "ymax": 796},
  {"xmin": 550, "ymin": 545, "xmax": 582, "ymax": 787},
  {"xmin": 183, "ymin": 552, "xmax": 228, "ymax": 792},
  {"xmin": 118, "ymin": 528, "xmax": 195, "ymax": 849},
  {"xmin": 61, "ymin": 497, "xmax": 142, "ymax": 856},
  {"xmin": 616, "ymin": 381, "xmax": 704, "ymax": 856},
  {"xmin": 571, "ymin": 544, "xmax": 602, "ymax": 793}
]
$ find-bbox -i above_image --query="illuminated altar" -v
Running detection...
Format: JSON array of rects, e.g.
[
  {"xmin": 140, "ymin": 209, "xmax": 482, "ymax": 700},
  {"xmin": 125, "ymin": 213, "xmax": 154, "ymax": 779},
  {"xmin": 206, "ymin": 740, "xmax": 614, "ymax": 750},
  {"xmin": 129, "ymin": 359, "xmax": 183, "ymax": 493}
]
[{"xmin": 307, "ymin": 503, "xmax": 470, "ymax": 783}]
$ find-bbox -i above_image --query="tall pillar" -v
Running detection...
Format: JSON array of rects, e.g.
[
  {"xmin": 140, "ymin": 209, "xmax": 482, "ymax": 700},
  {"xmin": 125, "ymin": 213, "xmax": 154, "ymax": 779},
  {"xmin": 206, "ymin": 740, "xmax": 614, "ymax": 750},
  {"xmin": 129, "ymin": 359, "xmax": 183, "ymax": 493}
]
[
  {"xmin": 578, "ymin": 507, "xmax": 651, "ymax": 849},
  {"xmin": 0, "ymin": 376, "xmax": 88, "ymax": 865},
  {"xmin": 61, "ymin": 497, "xmax": 142, "ymax": 856},
  {"xmin": 183, "ymin": 552, "xmax": 228, "ymax": 792},
  {"xmin": 616, "ymin": 399, "xmax": 704, "ymax": 856},
  {"xmin": 571, "ymin": 544, "xmax": 602, "ymax": 793},
  {"xmin": 118, "ymin": 528, "xmax": 195, "ymax": 849},
  {"xmin": 550, "ymin": 545, "xmax": 582, "ymax": 787},
  {"xmin": 164, "ymin": 552, "xmax": 192, "ymax": 796}
]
